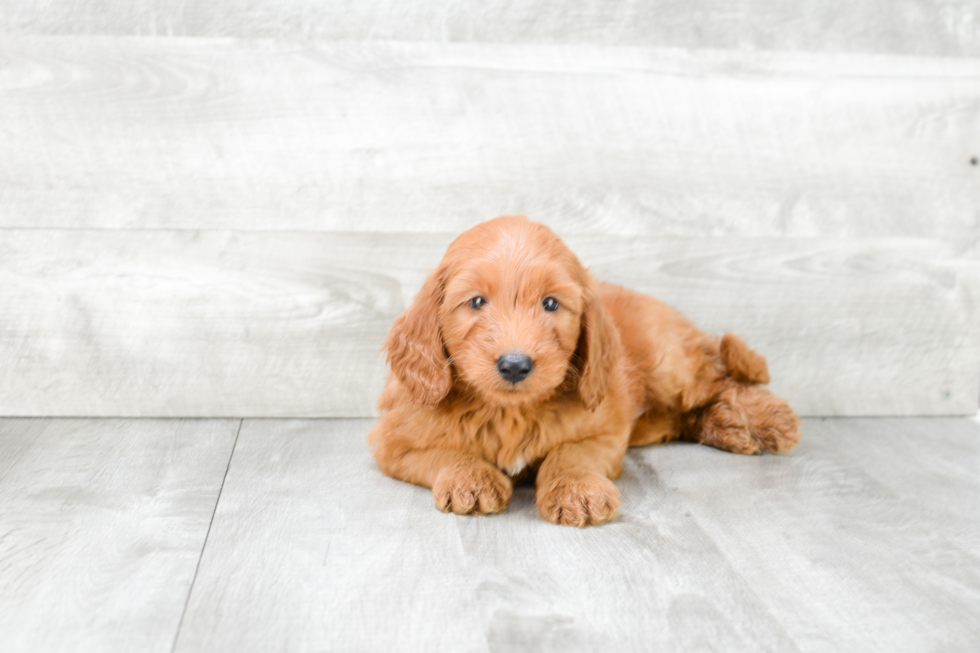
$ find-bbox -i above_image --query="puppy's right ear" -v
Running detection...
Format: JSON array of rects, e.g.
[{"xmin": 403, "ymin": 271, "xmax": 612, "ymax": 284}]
[{"xmin": 384, "ymin": 270, "xmax": 452, "ymax": 408}]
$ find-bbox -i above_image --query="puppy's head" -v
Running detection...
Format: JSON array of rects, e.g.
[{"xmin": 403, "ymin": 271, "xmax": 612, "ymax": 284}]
[{"xmin": 385, "ymin": 216, "xmax": 617, "ymax": 409}]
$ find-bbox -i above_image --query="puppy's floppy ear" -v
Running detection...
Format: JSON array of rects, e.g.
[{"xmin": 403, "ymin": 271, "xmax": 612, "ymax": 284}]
[
  {"xmin": 384, "ymin": 270, "xmax": 452, "ymax": 408},
  {"xmin": 576, "ymin": 280, "xmax": 620, "ymax": 410}
]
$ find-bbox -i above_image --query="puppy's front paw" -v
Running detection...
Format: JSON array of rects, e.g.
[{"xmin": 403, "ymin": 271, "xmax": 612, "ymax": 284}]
[
  {"xmin": 433, "ymin": 463, "xmax": 513, "ymax": 515},
  {"xmin": 537, "ymin": 472, "xmax": 620, "ymax": 527}
]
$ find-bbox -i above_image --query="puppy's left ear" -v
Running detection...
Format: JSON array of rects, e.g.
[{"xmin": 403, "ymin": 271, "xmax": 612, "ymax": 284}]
[
  {"xmin": 384, "ymin": 270, "xmax": 452, "ymax": 408},
  {"xmin": 576, "ymin": 280, "xmax": 620, "ymax": 410}
]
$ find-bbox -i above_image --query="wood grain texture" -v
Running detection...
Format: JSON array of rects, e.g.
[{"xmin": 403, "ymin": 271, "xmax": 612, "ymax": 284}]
[
  {"xmin": 2, "ymin": 1, "xmax": 979, "ymax": 58},
  {"xmin": 811, "ymin": 417, "xmax": 980, "ymax": 555},
  {"xmin": 1, "ymin": 37, "xmax": 978, "ymax": 239},
  {"xmin": 0, "ymin": 418, "xmax": 240, "ymax": 653},
  {"xmin": 644, "ymin": 417, "xmax": 980, "ymax": 651},
  {"xmin": 175, "ymin": 417, "xmax": 980, "ymax": 652},
  {"xmin": 1, "ymin": 230, "xmax": 976, "ymax": 417},
  {"xmin": 175, "ymin": 418, "xmax": 798, "ymax": 653}
]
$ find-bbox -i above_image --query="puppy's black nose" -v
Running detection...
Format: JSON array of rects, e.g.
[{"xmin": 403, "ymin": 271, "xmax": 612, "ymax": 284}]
[{"xmin": 497, "ymin": 354, "xmax": 534, "ymax": 384}]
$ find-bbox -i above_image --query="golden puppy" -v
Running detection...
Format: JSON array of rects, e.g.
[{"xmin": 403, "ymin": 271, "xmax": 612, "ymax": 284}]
[{"xmin": 368, "ymin": 216, "xmax": 799, "ymax": 526}]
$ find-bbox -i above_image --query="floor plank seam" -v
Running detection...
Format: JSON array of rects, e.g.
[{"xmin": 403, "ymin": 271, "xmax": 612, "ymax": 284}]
[{"xmin": 169, "ymin": 417, "xmax": 243, "ymax": 653}]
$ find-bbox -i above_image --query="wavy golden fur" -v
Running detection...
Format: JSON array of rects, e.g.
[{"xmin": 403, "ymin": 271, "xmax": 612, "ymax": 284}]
[{"xmin": 368, "ymin": 216, "xmax": 799, "ymax": 526}]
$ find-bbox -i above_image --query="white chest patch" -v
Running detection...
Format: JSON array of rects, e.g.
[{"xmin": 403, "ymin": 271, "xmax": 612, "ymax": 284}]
[{"xmin": 505, "ymin": 453, "xmax": 528, "ymax": 477}]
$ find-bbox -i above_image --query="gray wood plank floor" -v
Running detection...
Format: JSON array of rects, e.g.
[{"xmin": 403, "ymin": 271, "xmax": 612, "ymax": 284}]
[
  {"xmin": 3, "ymin": 416, "xmax": 977, "ymax": 652},
  {"xmin": 0, "ymin": 418, "xmax": 240, "ymax": 653}
]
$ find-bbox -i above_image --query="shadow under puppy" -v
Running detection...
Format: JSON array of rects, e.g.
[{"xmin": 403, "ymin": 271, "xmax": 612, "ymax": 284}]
[{"xmin": 368, "ymin": 216, "xmax": 799, "ymax": 527}]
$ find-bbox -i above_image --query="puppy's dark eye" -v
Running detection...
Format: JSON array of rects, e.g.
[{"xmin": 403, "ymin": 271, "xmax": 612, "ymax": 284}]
[
  {"xmin": 542, "ymin": 297, "xmax": 559, "ymax": 312},
  {"xmin": 469, "ymin": 296, "xmax": 487, "ymax": 310}
]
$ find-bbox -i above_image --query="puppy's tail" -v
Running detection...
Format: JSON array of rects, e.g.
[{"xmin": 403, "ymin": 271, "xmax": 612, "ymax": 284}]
[{"xmin": 719, "ymin": 333, "xmax": 770, "ymax": 385}]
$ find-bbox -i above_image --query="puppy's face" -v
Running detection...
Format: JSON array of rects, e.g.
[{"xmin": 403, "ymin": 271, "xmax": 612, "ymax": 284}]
[
  {"xmin": 385, "ymin": 216, "xmax": 615, "ymax": 410},
  {"xmin": 439, "ymin": 229, "xmax": 584, "ymax": 406}
]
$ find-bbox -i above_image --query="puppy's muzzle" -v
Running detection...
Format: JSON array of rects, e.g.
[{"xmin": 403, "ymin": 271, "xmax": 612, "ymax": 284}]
[{"xmin": 497, "ymin": 354, "xmax": 534, "ymax": 384}]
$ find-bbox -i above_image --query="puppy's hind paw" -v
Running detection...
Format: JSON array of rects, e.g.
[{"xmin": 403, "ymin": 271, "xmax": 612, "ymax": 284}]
[
  {"xmin": 433, "ymin": 463, "xmax": 513, "ymax": 515},
  {"xmin": 737, "ymin": 385, "xmax": 800, "ymax": 454},
  {"xmin": 690, "ymin": 384, "xmax": 800, "ymax": 455}
]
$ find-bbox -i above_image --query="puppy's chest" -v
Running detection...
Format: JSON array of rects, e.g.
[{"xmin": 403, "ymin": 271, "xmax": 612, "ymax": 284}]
[{"xmin": 472, "ymin": 409, "xmax": 570, "ymax": 477}]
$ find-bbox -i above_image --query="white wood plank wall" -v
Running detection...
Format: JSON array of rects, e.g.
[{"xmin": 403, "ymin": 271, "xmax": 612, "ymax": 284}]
[
  {"xmin": 2, "ymin": 1, "xmax": 979, "ymax": 58},
  {"xmin": 0, "ymin": 5, "xmax": 978, "ymax": 417},
  {"xmin": 2, "ymin": 39, "xmax": 979, "ymax": 237},
  {"xmin": 1, "ymin": 231, "xmax": 976, "ymax": 416}
]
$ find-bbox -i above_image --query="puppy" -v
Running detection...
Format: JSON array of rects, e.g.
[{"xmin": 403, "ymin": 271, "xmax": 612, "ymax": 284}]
[{"xmin": 368, "ymin": 216, "xmax": 799, "ymax": 526}]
